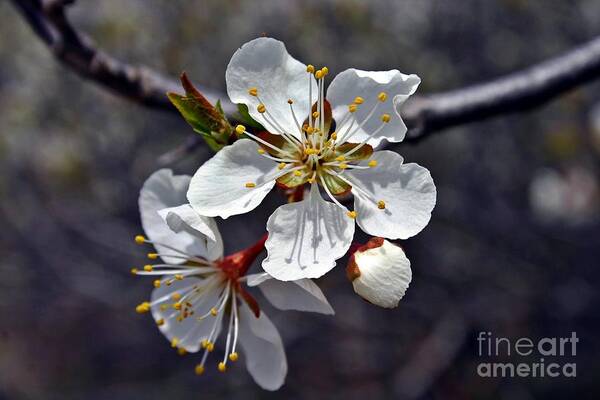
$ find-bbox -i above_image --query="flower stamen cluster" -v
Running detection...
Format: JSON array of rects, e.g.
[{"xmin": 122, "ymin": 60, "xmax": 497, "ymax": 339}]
[
  {"xmin": 132, "ymin": 234, "xmax": 267, "ymax": 374},
  {"xmin": 235, "ymin": 66, "xmax": 395, "ymax": 219}
]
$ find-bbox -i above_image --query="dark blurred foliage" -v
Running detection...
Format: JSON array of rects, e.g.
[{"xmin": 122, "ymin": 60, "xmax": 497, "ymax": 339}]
[{"xmin": 1, "ymin": 1, "xmax": 599, "ymax": 399}]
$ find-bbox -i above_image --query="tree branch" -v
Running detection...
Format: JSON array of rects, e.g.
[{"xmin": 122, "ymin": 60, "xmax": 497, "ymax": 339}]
[
  {"xmin": 402, "ymin": 36, "xmax": 600, "ymax": 142},
  {"xmin": 9, "ymin": 0, "xmax": 236, "ymax": 115},
  {"xmin": 10, "ymin": 0, "xmax": 600, "ymax": 149}
]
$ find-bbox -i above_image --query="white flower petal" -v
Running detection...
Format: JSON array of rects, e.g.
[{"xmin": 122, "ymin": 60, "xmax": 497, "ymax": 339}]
[
  {"xmin": 226, "ymin": 37, "xmax": 317, "ymax": 140},
  {"xmin": 348, "ymin": 239, "xmax": 412, "ymax": 308},
  {"xmin": 262, "ymin": 184, "xmax": 355, "ymax": 281},
  {"xmin": 158, "ymin": 204, "xmax": 224, "ymax": 261},
  {"xmin": 139, "ymin": 169, "xmax": 207, "ymax": 264},
  {"xmin": 272, "ymin": 279, "xmax": 335, "ymax": 315},
  {"xmin": 187, "ymin": 139, "xmax": 278, "ymax": 219},
  {"xmin": 255, "ymin": 276, "xmax": 334, "ymax": 315},
  {"xmin": 150, "ymin": 277, "xmax": 222, "ymax": 352},
  {"xmin": 246, "ymin": 272, "xmax": 272, "ymax": 287},
  {"xmin": 327, "ymin": 69, "xmax": 420, "ymax": 146},
  {"xmin": 238, "ymin": 301, "xmax": 287, "ymax": 391},
  {"xmin": 348, "ymin": 150, "xmax": 436, "ymax": 239}
]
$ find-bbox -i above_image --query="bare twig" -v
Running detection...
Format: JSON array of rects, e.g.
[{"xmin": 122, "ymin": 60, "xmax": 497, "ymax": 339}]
[
  {"xmin": 10, "ymin": 0, "xmax": 600, "ymax": 151},
  {"xmin": 402, "ymin": 36, "xmax": 600, "ymax": 142},
  {"xmin": 10, "ymin": 0, "xmax": 235, "ymax": 114}
]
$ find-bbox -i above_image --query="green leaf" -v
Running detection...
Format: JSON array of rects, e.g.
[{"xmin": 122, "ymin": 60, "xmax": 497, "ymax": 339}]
[
  {"xmin": 236, "ymin": 104, "xmax": 264, "ymax": 129},
  {"xmin": 215, "ymin": 100, "xmax": 225, "ymax": 117},
  {"xmin": 168, "ymin": 73, "xmax": 233, "ymax": 152},
  {"xmin": 196, "ymin": 131, "xmax": 223, "ymax": 153},
  {"xmin": 167, "ymin": 92, "xmax": 211, "ymax": 133}
]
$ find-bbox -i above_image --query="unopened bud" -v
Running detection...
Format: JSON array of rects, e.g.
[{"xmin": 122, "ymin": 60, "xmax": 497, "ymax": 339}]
[{"xmin": 346, "ymin": 238, "xmax": 411, "ymax": 308}]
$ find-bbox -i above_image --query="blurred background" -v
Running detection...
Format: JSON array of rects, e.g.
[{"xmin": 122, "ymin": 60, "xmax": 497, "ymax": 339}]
[{"xmin": 1, "ymin": 0, "xmax": 599, "ymax": 399}]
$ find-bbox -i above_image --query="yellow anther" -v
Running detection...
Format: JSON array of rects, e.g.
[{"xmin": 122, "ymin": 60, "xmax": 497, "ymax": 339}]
[
  {"xmin": 210, "ymin": 307, "xmax": 218, "ymax": 316},
  {"xmin": 245, "ymin": 182, "xmax": 256, "ymax": 188},
  {"xmin": 354, "ymin": 96, "xmax": 364, "ymax": 105},
  {"xmin": 322, "ymin": 66, "xmax": 329, "ymax": 75},
  {"xmin": 175, "ymin": 274, "xmax": 184, "ymax": 280},
  {"xmin": 173, "ymin": 302, "xmax": 182, "ymax": 310},
  {"xmin": 330, "ymin": 132, "xmax": 337, "ymax": 140},
  {"xmin": 306, "ymin": 126, "xmax": 314, "ymax": 134},
  {"xmin": 293, "ymin": 170, "xmax": 303, "ymax": 177},
  {"xmin": 229, "ymin": 352, "xmax": 239, "ymax": 362},
  {"xmin": 335, "ymin": 155, "xmax": 346, "ymax": 162},
  {"xmin": 305, "ymin": 148, "xmax": 318, "ymax": 155},
  {"xmin": 248, "ymin": 87, "xmax": 258, "ymax": 97},
  {"xmin": 170, "ymin": 338, "xmax": 179, "ymax": 348},
  {"xmin": 206, "ymin": 342, "xmax": 215, "ymax": 352},
  {"xmin": 257, "ymin": 104, "xmax": 266, "ymax": 113},
  {"xmin": 278, "ymin": 162, "xmax": 286, "ymax": 170},
  {"xmin": 257, "ymin": 148, "xmax": 265, "ymax": 154},
  {"xmin": 378, "ymin": 92, "xmax": 388, "ymax": 102},
  {"xmin": 315, "ymin": 70, "xmax": 324, "ymax": 79},
  {"xmin": 195, "ymin": 364, "xmax": 205, "ymax": 375},
  {"xmin": 218, "ymin": 362, "xmax": 227, "ymax": 372},
  {"xmin": 235, "ymin": 124, "xmax": 246, "ymax": 135},
  {"xmin": 130, "ymin": 268, "xmax": 138, "ymax": 275},
  {"xmin": 377, "ymin": 200, "xmax": 386, "ymax": 210},
  {"xmin": 153, "ymin": 279, "xmax": 161, "ymax": 288},
  {"xmin": 178, "ymin": 347, "xmax": 187, "ymax": 356},
  {"xmin": 143, "ymin": 264, "xmax": 153, "ymax": 272},
  {"xmin": 347, "ymin": 211, "xmax": 357, "ymax": 219},
  {"xmin": 312, "ymin": 111, "xmax": 320, "ymax": 119},
  {"xmin": 348, "ymin": 104, "xmax": 358, "ymax": 113},
  {"xmin": 381, "ymin": 113, "xmax": 391, "ymax": 123},
  {"xmin": 135, "ymin": 301, "xmax": 150, "ymax": 314},
  {"xmin": 368, "ymin": 159, "xmax": 378, "ymax": 167},
  {"xmin": 306, "ymin": 64, "xmax": 315, "ymax": 73},
  {"xmin": 147, "ymin": 253, "xmax": 158, "ymax": 260},
  {"xmin": 134, "ymin": 235, "xmax": 146, "ymax": 245},
  {"xmin": 338, "ymin": 163, "xmax": 348, "ymax": 169},
  {"xmin": 201, "ymin": 339, "xmax": 208, "ymax": 348},
  {"xmin": 156, "ymin": 318, "xmax": 165, "ymax": 326},
  {"xmin": 287, "ymin": 99, "xmax": 294, "ymax": 104},
  {"xmin": 171, "ymin": 292, "xmax": 181, "ymax": 301}
]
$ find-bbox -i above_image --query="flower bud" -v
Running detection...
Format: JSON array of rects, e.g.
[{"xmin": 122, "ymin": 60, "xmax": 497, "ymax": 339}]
[{"xmin": 346, "ymin": 237, "xmax": 412, "ymax": 308}]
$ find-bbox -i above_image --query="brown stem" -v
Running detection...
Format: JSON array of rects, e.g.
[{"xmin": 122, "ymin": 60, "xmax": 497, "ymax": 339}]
[{"xmin": 10, "ymin": 0, "xmax": 600, "ymax": 150}]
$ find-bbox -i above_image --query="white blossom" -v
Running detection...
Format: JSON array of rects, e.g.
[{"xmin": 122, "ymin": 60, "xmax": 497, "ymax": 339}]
[
  {"xmin": 188, "ymin": 37, "xmax": 436, "ymax": 281},
  {"xmin": 134, "ymin": 169, "xmax": 333, "ymax": 390}
]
